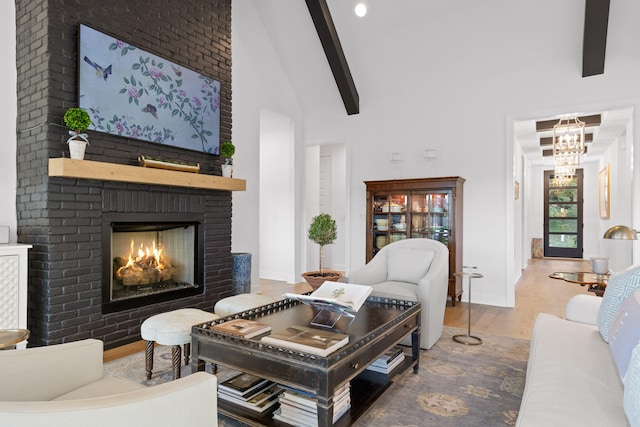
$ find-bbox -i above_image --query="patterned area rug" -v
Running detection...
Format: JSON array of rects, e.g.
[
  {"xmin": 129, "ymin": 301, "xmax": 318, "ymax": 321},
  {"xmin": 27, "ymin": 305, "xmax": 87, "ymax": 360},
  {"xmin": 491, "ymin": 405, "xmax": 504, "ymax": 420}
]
[{"xmin": 104, "ymin": 326, "xmax": 529, "ymax": 426}]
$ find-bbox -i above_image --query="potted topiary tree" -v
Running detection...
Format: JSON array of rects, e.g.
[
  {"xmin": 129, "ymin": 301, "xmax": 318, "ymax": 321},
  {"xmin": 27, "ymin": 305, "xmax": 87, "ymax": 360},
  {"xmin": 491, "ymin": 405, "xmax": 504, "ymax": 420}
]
[
  {"xmin": 302, "ymin": 213, "xmax": 343, "ymax": 289},
  {"xmin": 219, "ymin": 141, "xmax": 235, "ymax": 178},
  {"xmin": 63, "ymin": 107, "xmax": 91, "ymax": 160}
]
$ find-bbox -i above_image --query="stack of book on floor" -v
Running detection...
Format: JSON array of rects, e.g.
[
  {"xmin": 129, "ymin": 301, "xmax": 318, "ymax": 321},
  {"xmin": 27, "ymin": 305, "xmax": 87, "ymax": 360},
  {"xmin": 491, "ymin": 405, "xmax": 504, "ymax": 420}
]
[
  {"xmin": 273, "ymin": 382, "xmax": 351, "ymax": 426},
  {"xmin": 218, "ymin": 372, "xmax": 282, "ymax": 413},
  {"xmin": 365, "ymin": 346, "xmax": 405, "ymax": 374}
]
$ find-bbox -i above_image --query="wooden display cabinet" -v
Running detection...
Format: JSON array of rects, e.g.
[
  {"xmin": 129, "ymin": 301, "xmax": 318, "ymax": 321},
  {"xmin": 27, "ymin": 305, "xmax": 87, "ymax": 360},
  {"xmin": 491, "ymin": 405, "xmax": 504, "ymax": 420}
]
[{"xmin": 364, "ymin": 177, "xmax": 465, "ymax": 305}]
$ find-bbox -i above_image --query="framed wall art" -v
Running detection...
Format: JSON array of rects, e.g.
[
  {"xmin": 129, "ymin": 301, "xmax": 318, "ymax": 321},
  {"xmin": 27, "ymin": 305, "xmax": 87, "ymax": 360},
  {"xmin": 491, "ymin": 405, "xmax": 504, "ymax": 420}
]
[
  {"xmin": 598, "ymin": 164, "xmax": 610, "ymax": 219},
  {"xmin": 78, "ymin": 24, "xmax": 221, "ymax": 154}
]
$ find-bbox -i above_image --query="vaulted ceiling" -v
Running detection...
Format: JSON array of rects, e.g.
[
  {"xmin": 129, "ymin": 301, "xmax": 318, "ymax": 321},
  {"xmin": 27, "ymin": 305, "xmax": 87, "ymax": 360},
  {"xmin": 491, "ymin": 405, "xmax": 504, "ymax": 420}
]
[
  {"xmin": 303, "ymin": 0, "xmax": 611, "ymax": 115},
  {"xmin": 253, "ymin": 0, "xmax": 626, "ymax": 165}
]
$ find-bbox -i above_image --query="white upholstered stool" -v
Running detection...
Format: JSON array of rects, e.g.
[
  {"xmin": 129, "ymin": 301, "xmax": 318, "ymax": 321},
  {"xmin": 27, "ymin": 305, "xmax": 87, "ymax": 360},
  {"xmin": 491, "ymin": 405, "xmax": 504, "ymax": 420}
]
[
  {"xmin": 213, "ymin": 293, "xmax": 278, "ymax": 317},
  {"xmin": 140, "ymin": 308, "xmax": 219, "ymax": 380}
]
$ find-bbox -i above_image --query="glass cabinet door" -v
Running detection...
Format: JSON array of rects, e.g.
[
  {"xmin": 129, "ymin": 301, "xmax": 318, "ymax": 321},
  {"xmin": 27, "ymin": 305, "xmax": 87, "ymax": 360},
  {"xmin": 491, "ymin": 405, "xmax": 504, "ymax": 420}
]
[
  {"xmin": 410, "ymin": 191, "xmax": 451, "ymax": 246},
  {"xmin": 372, "ymin": 194, "xmax": 407, "ymax": 257},
  {"xmin": 428, "ymin": 192, "xmax": 450, "ymax": 246}
]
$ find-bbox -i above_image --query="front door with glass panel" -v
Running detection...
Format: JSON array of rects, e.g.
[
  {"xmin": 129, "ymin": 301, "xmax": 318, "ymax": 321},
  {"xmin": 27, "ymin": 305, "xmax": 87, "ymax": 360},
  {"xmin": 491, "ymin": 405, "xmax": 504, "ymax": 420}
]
[{"xmin": 543, "ymin": 169, "xmax": 583, "ymax": 258}]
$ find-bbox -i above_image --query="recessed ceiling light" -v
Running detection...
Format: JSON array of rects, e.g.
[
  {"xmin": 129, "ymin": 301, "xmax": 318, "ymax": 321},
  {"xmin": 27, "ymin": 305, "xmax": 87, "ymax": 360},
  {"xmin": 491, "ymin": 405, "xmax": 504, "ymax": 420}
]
[{"xmin": 355, "ymin": 3, "xmax": 367, "ymax": 17}]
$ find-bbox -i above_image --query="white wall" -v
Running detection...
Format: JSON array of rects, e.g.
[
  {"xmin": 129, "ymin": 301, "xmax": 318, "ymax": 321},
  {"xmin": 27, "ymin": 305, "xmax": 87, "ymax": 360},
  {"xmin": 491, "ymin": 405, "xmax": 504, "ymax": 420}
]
[
  {"xmin": 259, "ymin": 109, "xmax": 296, "ymax": 283},
  {"xmin": 599, "ymin": 126, "xmax": 635, "ymax": 271},
  {"xmin": 0, "ymin": 4, "xmax": 17, "ymax": 242},
  {"xmin": 231, "ymin": 2, "xmax": 304, "ymax": 288}
]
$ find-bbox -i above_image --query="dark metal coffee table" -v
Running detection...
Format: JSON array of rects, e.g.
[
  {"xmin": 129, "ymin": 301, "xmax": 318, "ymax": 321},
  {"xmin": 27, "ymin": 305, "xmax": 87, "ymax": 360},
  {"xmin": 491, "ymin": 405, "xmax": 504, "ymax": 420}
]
[{"xmin": 191, "ymin": 296, "xmax": 421, "ymax": 427}]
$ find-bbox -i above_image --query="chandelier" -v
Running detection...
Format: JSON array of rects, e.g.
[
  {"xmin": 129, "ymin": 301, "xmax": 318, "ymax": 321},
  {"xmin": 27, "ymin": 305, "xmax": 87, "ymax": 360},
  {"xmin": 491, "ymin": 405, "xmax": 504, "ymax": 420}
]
[{"xmin": 552, "ymin": 116, "xmax": 585, "ymax": 179}]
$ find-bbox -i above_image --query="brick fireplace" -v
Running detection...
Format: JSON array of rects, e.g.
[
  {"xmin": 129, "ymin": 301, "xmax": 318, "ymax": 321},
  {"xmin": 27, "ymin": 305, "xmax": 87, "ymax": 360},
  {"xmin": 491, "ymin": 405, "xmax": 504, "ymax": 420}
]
[{"xmin": 14, "ymin": 0, "xmax": 234, "ymax": 349}]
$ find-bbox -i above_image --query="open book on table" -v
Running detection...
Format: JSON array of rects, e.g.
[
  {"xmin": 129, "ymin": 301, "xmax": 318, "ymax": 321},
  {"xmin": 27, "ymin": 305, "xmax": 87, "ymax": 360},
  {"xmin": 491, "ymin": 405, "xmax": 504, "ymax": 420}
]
[{"xmin": 284, "ymin": 281, "xmax": 373, "ymax": 313}]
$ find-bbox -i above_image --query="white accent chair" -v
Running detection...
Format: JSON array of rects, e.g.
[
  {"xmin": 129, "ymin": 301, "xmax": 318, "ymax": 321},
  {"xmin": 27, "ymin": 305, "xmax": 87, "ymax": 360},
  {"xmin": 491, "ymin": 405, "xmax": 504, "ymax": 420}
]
[
  {"xmin": 0, "ymin": 338, "xmax": 218, "ymax": 427},
  {"xmin": 349, "ymin": 238, "xmax": 449, "ymax": 349}
]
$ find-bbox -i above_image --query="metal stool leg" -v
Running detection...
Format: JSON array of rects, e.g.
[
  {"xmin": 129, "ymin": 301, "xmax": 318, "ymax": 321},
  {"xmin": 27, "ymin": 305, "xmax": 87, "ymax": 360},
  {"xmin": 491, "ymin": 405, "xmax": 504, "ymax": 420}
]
[{"xmin": 453, "ymin": 267, "xmax": 483, "ymax": 345}]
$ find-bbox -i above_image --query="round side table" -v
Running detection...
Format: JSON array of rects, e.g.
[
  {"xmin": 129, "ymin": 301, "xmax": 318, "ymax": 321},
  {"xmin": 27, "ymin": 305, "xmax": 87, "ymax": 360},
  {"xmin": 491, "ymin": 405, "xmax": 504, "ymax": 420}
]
[
  {"xmin": 453, "ymin": 268, "xmax": 483, "ymax": 345},
  {"xmin": 0, "ymin": 328, "xmax": 30, "ymax": 350}
]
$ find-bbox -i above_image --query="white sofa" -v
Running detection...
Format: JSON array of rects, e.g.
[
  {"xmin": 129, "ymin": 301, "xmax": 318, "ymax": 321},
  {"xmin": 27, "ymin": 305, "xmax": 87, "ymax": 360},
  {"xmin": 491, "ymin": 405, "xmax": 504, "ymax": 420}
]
[
  {"xmin": 517, "ymin": 264, "xmax": 640, "ymax": 427},
  {"xmin": 349, "ymin": 238, "xmax": 449, "ymax": 349},
  {"xmin": 0, "ymin": 338, "xmax": 218, "ymax": 427}
]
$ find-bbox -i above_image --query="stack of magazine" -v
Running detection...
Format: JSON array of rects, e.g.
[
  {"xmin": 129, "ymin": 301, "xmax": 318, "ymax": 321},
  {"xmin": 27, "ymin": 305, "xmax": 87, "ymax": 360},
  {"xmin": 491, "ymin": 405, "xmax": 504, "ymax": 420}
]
[
  {"xmin": 218, "ymin": 372, "xmax": 282, "ymax": 413},
  {"xmin": 365, "ymin": 346, "xmax": 405, "ymax": 374},
  {"xmin": 273, "ymin": 382, "xmax": 351, "ymax": 426}
]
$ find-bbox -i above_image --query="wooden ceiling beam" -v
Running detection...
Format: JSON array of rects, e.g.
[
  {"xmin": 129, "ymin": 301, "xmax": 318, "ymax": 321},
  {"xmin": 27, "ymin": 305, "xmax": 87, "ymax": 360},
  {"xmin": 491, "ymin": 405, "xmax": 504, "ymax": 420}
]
[
  {"xmin": 542, "ymin": 146, "xmax": 589, "ymax": 157},
  {"xmin": 540, "ymin": 133, "xmax": 594, "ymax": 146},
  {"xmin": 582, "ymin": 0, "xmax": 610, "ymax": 77},
  {"xmin": 305, "ymin": 0, "xmax": 360, "ymax": 115},
  {"xmin": 535, "ymin": 114, "xmax": 601, "ymax": 132}
]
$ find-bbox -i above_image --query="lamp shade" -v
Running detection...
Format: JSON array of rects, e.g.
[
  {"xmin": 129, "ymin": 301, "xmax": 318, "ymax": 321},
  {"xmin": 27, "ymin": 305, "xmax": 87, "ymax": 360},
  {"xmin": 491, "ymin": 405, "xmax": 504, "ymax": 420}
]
[{"xmin": 603, "ymin": 225, "xmax": 638, "ymax": 240}]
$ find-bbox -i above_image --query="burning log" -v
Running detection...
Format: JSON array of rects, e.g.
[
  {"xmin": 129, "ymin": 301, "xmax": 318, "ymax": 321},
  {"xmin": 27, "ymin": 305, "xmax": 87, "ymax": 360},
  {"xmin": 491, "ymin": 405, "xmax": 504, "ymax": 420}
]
[{"xmin": 113, "ymin": 241, "xmax": 178, "ymax": 287}]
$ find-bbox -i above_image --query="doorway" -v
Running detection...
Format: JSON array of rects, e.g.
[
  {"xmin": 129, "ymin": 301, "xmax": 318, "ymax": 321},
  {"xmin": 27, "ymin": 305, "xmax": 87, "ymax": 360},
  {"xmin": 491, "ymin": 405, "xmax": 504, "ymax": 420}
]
[
  {"xmin": 305, "ymin": 143, "xmax": 347, "ymax": 275},
  {"xmin": 543, "ymin": 169, "xmax": 583, "ymax": 258}
]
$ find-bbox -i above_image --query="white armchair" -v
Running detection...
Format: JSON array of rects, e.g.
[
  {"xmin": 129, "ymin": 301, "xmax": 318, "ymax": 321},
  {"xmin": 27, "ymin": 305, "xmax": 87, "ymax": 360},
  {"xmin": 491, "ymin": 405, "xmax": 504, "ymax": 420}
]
[
  {"xmin": 349, "ymin": 238, "xmax": 449, "ymax": 349},
  {"xmin": 0, "ymin": 338, "xmax": 218, "ymax": 427}
]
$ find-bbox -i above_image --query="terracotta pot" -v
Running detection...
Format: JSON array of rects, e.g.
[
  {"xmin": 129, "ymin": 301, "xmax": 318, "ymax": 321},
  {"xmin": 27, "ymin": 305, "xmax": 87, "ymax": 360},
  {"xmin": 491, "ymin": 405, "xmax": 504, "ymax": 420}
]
[{"xmin": 301, "ymin": 270, "xmax": 344, "ymax": 290}]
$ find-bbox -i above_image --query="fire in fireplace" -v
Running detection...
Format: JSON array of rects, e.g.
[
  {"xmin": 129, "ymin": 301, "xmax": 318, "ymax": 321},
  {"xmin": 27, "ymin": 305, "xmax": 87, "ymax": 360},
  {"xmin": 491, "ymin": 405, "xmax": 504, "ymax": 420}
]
[{"xmin": 102, "ymin": 214, "xmax": 204, "ymax": 313}]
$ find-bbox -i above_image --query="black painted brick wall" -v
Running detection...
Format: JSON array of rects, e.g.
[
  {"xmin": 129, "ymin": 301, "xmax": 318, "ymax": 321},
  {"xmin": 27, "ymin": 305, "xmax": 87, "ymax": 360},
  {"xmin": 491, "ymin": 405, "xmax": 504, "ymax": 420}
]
[{"xmin": 15, "ymin": 0, "xmax": 233, "ymax": 348}]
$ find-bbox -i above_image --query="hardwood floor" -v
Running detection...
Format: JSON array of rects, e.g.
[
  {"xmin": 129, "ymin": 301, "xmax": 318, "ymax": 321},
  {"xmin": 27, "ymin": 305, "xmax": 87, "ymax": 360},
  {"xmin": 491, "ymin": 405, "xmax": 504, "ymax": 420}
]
[
  {"xmin": 104, "ymin": 257, "xmax": 594, "ymax": 361},
  {"xmin": 443, "ymin": 257, "xmax": 592, "ymax": 340}
]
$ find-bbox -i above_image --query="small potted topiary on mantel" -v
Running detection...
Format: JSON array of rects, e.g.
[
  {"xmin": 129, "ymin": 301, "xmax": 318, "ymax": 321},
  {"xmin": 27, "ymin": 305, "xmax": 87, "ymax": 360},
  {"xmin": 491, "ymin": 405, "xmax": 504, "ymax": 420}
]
[
  {"xmin": 219, "ymin": 141, "xmax": 235, "ymax": 178},
  {"xmin": 63, "ymin": 107, "xmax": 91, "ymax": 160},
  {"xmin": 302, "ymin": 213, "xmax": 343, "ymax": 290}
]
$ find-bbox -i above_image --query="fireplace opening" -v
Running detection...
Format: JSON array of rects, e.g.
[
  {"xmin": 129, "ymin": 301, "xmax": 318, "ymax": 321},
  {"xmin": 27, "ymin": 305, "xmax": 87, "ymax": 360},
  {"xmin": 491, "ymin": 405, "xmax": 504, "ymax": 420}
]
[{"xmin": 102, "ymin": 214, "xmax": 204, "ymax": 313}]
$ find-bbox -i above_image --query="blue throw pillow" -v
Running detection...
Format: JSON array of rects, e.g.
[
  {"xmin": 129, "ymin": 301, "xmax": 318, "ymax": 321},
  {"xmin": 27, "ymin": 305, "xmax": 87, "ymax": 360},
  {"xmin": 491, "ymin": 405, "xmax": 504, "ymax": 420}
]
[
  {"xmin": 609, "ymin": 289, "xmax": 640, "ymax": 382},
  {"xmin": 598, "ymin": 264, "xmax": 640, "ymax": 343}
]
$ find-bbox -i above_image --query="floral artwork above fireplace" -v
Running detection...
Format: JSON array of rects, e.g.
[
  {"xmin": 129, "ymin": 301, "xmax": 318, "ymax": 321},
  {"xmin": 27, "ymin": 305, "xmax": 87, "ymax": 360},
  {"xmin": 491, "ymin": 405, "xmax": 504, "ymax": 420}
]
[{"xmin": 78, "ymin": 24, "xmax": 221, "ymax": 154}]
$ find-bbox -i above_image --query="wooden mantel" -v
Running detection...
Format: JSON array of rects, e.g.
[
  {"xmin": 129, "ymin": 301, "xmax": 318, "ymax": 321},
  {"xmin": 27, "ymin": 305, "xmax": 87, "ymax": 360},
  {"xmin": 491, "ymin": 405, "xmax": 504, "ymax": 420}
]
[{"xmin": 48, "ymin": 158, "xmax": 246, "ymax": 191}]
